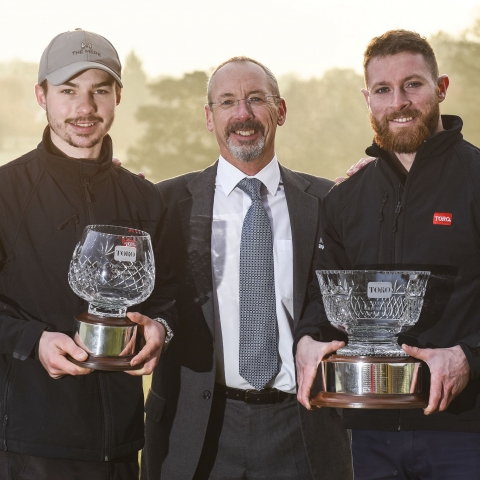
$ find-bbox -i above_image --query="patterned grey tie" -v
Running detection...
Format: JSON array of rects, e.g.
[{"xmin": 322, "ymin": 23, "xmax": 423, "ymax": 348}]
[{"xmin": 237, "ymin": 178, "xmax": 279, "ymax": 390}]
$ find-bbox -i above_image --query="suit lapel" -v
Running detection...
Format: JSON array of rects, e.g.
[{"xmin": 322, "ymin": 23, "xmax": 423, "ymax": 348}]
[
  {"xmin": 281, "ymin": 166, "xmax": 319, "ymax": 325},
  {"xmin": 178, "ymin": 162, "xmax": 218, "ymax": 336}
]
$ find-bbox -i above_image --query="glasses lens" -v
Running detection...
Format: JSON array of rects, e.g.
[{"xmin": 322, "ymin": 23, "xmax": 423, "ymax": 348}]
[{"xmin": 247, "ymin": 96, "xmax": 267, "ymax": 107}]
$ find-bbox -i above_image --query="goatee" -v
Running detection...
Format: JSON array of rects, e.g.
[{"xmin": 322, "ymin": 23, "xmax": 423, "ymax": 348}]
[
  {"xmin": 370, "ymin": 99, "xmax": 440, "ymax": 154},
  {"xmin": 225, "ymin": 120, "xmax": 266, "ymax": 162}
]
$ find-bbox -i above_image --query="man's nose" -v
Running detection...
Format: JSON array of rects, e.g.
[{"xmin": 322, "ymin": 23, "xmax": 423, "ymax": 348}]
[
  {"xmin": 390, "ymin": 88, "xmax": 411, "ymax": 111},
  {"xmin": 76, "ymin": 93, "xmax": 97, "ymax": 115},
  {"xmin": 234, "ymin": 98, "xmax": 254, "ymax": 120}
]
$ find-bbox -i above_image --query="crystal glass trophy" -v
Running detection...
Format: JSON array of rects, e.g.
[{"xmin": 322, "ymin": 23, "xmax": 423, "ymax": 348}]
[
  {"xmin": 68, "ymin": 225, "xmax": 155, "ymax": 371},
  {"xmin": 312, "ymin": 270, "xmax": 430, "ymax": 409}
]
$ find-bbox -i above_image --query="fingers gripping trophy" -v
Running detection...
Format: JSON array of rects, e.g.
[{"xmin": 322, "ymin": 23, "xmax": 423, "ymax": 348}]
[
  {"xmin": 68, "ymin": 225, "xmax": 155, "ymax": 371},
  {"xmin": 312, "ymin": 270, "xmax": 430, "ymax": 409}
]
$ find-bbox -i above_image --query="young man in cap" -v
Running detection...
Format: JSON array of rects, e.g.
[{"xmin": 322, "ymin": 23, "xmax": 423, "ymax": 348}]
[
  {"xmin": 296, "ymin": 30, "xmax": 480, "ymax": 479},
  {"xmin": 0, "ymin": 29, "xmax": 175, "ymax": 480}
]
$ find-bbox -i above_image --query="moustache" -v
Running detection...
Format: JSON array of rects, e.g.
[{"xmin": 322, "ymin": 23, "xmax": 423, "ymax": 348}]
[
  {"xmin": 226, "ymin": 121, "xmax": 265, "ymax": 136},
  {"xmin": 67, "ymin": 117, "xmax": 104, "ymax": 124}
]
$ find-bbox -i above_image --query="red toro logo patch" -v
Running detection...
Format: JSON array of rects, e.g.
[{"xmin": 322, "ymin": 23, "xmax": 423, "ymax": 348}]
[
  {"xmin": 433, "ymin": 212, "xmax": 452, "ymax": 226},
  {"xmin": 122, "ymin": 237, "xmax": 136, "ymax": 247}
]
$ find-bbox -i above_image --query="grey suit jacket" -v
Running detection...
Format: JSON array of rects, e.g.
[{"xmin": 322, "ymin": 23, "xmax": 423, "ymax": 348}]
[{"xmin": 142, "ymin": 162, "xmax": 353, "ymax": 480}]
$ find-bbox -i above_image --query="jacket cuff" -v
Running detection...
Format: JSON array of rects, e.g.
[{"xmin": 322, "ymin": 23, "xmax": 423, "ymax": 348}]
[
  {"xmin": 13, "ymin": 320, "xmax": 48, "ymax": 361},
  {"xmin": 456, "ymin": 333, "xmax": 480, "ymax": 379}
]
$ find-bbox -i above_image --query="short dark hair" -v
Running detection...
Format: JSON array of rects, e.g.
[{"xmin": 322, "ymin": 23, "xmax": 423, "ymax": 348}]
[
  {"xmin": 363, "ymin": 30, "xmax": 439, "ymax": 86},
  {"xmin": 207, "ymin": 56, "xmax": 280, "ymax": 105}
]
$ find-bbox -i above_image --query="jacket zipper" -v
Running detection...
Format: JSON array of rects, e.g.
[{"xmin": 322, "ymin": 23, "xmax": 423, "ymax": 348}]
[
  {"xmin": 392, "ymin": 184, "xmax": 403, "ymax": 263},
  {"xmin": 2, "ymin": 363, "xmax": 12, "ymax": 451},
  {"xmin": 83, "ymin": 176, "xmax": 110, "ymax": 461},
  {"xmin": 97, "ymin": 374, "xmax": 111, "ymax": 461},
  {"xmin": 83, "ymin": 177, "xmax": 97, "ymax": 225},
  {"xmin": 378, "ymin": 193, "xmax": 388, "ymax": 263}
]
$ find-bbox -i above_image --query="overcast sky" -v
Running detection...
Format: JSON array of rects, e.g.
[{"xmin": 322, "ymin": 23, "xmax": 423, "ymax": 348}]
[{"xmin": 3, "ymin": 0, "xmax": 480, "ymax": 79}]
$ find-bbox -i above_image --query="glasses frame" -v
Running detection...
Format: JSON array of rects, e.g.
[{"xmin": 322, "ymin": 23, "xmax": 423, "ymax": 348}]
[{"xmin": 207, "ymin": 94, "xmax": 280, "ymax": 111}]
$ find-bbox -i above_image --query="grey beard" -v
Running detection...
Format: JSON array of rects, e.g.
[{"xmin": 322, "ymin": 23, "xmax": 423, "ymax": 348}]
[{"xmin": 227, "ymin": 137, "xmax": 265, "ymax": 162}]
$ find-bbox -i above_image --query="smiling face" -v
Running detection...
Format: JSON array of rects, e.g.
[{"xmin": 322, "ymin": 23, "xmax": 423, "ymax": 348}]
[
  {"xmin": 35, "ymin": 69, "xmax": 121, "ymax": 159},
  {"xmin": 363, "ymin": 52, "xmax": 448, "ymax": 154},
  {"xmin": 205, "ymin": 61, "xmax": 286, "ymax": 174}
]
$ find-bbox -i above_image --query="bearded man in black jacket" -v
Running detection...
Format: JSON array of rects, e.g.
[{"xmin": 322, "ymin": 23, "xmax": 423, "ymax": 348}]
[
  {"xmin": 296, "ymin": 30, "xmax": 480, "ymax": 479},
  {"xmin": 0, "ymin": 29, "xmax": 175, "ymax": 480}
]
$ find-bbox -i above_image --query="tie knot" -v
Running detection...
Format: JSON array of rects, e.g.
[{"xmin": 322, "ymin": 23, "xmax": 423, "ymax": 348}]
[{"xmin": 237, "ymin": 178, "xmax": 262, "ymax": 200}]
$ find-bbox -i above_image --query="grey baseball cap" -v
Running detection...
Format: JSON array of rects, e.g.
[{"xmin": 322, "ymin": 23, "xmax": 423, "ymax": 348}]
[{"xmin": 38, "ymin": 29, "xmax": 123, "ymax": 87}]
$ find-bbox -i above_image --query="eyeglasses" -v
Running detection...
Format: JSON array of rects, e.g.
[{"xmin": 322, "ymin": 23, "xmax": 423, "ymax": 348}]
[{"xmin": 209, "ymin": 94, "xmax": 279, "ymax": 111}]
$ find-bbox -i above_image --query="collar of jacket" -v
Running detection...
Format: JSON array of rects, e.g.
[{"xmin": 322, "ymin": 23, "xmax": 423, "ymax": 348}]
[
  {"xmin": 365, "ymin": 114, "xmax": 464, "ymax": 162},
  {"xmin": 37, "ymin": 126, "xmax": 113, "ymax": 186}
]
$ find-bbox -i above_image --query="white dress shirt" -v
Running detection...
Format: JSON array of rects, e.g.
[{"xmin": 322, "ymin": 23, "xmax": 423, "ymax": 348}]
[{"xmin": 211, "ymin": 155, "xmax": 296, "ymax": 393}]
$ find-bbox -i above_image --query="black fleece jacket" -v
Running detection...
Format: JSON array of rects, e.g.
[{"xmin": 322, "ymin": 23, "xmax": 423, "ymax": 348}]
[
  {"xmin": 0, "ymin": 128, "xmax": 176, "ymax": 461},
  {"xmin": 296, "ymin": 116, "xmax": 480, "ymax": 432}
]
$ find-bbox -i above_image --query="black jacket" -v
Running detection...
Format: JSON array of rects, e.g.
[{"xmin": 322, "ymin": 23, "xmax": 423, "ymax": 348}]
[
  {"xmin": 0, "ymin": 129, "xmax": 176, "ymax": 461},
  {"xmin": 296, "ymin": 116, "xmax": 480, "ymax": 432}
]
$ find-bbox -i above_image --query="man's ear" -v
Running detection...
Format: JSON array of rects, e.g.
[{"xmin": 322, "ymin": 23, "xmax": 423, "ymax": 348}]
[
  {"xmin": 205, "ymin": 104, "xmax": 214, "ymax": 132},
  {"xmin": 437, "ymin": 74, "xmax": 449, "ymax": 103},
  {"xmin": 35, "ymin": 84, "xmax": 47, "ymax": 111},
  {"xmin": 277, "ymin": 98, "xmax": 287, "ymax": 126},
  {"xmin": 116, "ymin": 86, "xmax": 122, "ymax": 106},
  {"xmin": 361, "ymin": 88, "xmax": 370, "ymax": 109}
]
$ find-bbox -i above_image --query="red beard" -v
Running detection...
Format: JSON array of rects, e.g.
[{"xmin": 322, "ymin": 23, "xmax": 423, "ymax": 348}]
[{"xmin": 370, "ymin": 99, "xmax": 440, "ymax": 154}]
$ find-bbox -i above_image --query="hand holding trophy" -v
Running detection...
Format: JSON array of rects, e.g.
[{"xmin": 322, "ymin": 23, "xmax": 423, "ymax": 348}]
[
  {"xmin": 312, "ymin": 270, "xmax": 430, "ymax": 409},
  {"xmin": 68, "ymin": 225, "xmax": 155, "ymax": 371}
]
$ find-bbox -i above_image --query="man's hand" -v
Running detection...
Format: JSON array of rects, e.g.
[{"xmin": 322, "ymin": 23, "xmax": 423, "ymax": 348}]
[
  {"xmin": 296, "ymin": 336, "xmax": 345, "ymax": 410},
  {"xmin": 125, "ymin": 312, "xmax": 166, "ymax": 376},
  {"xmin": 402, "ymin": 344, "xmax": 470, "ymax": 415},
  {"xmin": 111, "ymin": 157, "xmax": 145, "ymax": 179},
  {"xmin": 334, "ymin": 157, "xmax": 376, "ymax": 183},
  {"xmin": 38, "ymin": 331, "xmax": 92, "ymax": 379}
]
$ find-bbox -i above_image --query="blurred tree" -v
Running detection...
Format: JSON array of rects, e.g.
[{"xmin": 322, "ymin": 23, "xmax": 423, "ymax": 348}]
[
  {"xmin": 276, "ymin": 68, "xmax": 372, "ymax": 180},
  {"xmin": 0, "ymin": 60, "xmax": 43, "ymax": 152},
  {"xmin": 110, "ymin": 51, "xmax": 148, "ymax": 153},
  {"xmin": 122, "ymin": 24, "xmax": 480, "ymax": 183},
  {"xmin": 430, "ymin": 29, "xmax": 480, "ymax": 147},
  {"xmin": 127, "ymin": 71, "xmax": 218, "ymax": 182}
]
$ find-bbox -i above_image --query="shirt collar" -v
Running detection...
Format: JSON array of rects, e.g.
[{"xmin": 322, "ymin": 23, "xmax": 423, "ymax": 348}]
[{"xmin": 216, "ymin": 155, "xmax": 282, "ymax": 196}]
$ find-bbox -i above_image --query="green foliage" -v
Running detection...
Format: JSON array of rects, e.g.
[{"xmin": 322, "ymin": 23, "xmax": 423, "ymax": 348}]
[
  {"xmin": 127, "ymin": 71, "xmax": 218, "ymax": 181},
  {"xmin": 276, "ymin": 69, "xmax": 372, "ymax": 180},
  {"xmin": 5, "ymin": 21, "xmax": 480, "ymax": 178},
  {"xmin": 430, "ymin": 30, "xmax": 480, "ymax": 147},
  {"xmin": 127, "ymin": 67, "xmax": 371, "ymax": 183},
  {"xmin": 0, "ymin": 60, "xmax": 44, "ymax": 152},
  {"xmin": 110, "ymin": 52, "xmax": 148, "ymax": 152}
]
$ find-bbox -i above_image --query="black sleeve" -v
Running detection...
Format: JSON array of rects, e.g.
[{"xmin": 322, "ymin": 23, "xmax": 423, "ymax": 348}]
[
  {"xmin": 456, "ymin": 333, "xmax": 480, "ymax": 379},
  {"xmin": 140, "ymin": 190, "xmax": 178, "ymax": 333},
  {"xmin": 0, "ymin": 221, "xmax": 48, "ymax": 360},
  {"xmin": 0, "ymin": 301, "xmax": 49, "ymax": 360},
  {"xmin": 294, "ymin": 195, "xmax": 350, "ymax": 347}
]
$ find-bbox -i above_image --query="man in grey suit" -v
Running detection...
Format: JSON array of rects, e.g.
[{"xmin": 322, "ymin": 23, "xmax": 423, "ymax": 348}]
[{"xmin": 142, "ymin": 57, "xmax": 352, "ymax": 480}]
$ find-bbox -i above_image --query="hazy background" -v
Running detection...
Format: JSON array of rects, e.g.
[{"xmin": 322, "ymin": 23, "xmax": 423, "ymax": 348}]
[{"xmin": 2, "ymin": 0, "xmax": 480, "ymax": 181}]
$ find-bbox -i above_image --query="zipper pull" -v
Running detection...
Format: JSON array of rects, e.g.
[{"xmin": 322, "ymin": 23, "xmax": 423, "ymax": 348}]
[
  {"xmin": 393, "ymin": 202, "xmax": 403, "ymax": 232},
  {"xmin": 57, "ymin": 214, "xmax": 79, "ymax": 230},
  {"xmin": 83, "ymin": 177, "xmax": 92, "ymax": 204},
  {"xmin": 379, "ymin": 193, "xmax": 388, "ymax": 222}
]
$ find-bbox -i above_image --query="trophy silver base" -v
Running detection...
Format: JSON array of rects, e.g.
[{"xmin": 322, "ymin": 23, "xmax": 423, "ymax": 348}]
[
  {"xmin": 66, "ymin": 353, "xmax": 143, "ymax": 371},
  {"xmin": 70, "ymin": 312, "xmax": 143, "ymax": 371},
  {"xmin": 311, "ymin": 355, "xmax": 428, "ymax": 409}
]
